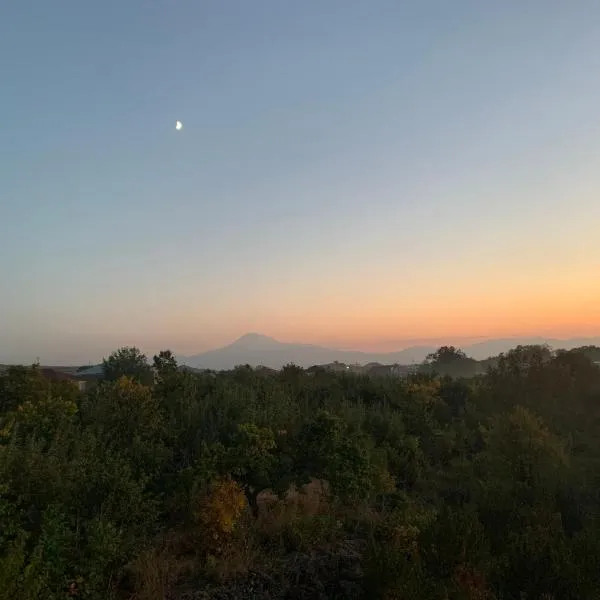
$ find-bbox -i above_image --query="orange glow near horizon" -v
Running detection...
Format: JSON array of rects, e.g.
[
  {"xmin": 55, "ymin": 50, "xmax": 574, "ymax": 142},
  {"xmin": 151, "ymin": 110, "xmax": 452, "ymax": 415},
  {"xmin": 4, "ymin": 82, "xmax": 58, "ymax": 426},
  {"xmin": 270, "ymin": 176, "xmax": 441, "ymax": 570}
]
[
  {"xmin": 113, "ymin": 251, "xmax": 600, "ymax": 356},
  {"xmin": 271, "ymin": 308, "xmax": 600, "ymax": 351},
  {"xmin": 258, "ymin": 269, "xmax": 600, "ymax": 348},
  {"xmin": 161, "ymin": 277, "xmax": 600, "ymax": 354}
]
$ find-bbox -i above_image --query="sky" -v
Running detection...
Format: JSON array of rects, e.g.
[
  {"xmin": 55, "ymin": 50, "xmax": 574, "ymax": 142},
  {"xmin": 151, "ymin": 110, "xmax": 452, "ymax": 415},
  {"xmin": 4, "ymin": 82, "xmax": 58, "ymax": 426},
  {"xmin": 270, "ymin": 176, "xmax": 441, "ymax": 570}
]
[{"xmin": 1, "ymin": 1, "xmax": 600, "ymax": 364}]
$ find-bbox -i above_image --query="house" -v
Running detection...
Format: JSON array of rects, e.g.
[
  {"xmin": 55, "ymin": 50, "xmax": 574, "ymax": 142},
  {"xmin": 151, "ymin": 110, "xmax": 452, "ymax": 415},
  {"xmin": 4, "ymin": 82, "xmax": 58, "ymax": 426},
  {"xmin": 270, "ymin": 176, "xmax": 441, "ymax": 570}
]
[
  {"xmin": 321, "ymin": 361, "xmax": 349, "ymax": 373},
  {"xmin": 1, "ymin": 364, "xmax": 78, "ymax": 382},
  {"xmin": 0, "ymin": 365, "xmax": 87, "ymax": 391},
  {"xmin": 255, "ymin": 365, "xmax": 278, "ymax": 376},
  {"xmin": 391, "ymin": 364, "xmax": 413, "ymax": 376},
  {"xmin": 42, "ymin": 367, "xmax": 93, "ymax": 391},
  {"xmin": 306, "ymin": 365, "xmax": 326, "ymax": 376},
  {"xmin": 366, "ymin": 363, "xmax": 412, "ymax": 377},
  {"xmin": 366, "ymin": 364, "xmax": 394, "ymax": 377},
  {"xmin": 70, "ymin": 365, "xmax": 105, "ymax": 391},
  {"xmin": 0, "ymin": 363, "xmax": 106, "ymax": 392}
]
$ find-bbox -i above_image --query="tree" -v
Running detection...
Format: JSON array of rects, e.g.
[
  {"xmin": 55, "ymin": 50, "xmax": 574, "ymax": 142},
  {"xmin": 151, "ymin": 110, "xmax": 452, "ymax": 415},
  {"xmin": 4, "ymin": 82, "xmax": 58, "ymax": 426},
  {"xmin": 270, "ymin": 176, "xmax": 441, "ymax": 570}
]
[
  {"xmin": 102, "ymin": 347, "xmax": 153, "ymax": 386},
  {"xmin": 422, "ymin": 346, "xmax": 478, "ymax": 378},
  {"xmin": 223, "ymin": 423, "xmax": 279, "ymax": 517},
  {"xmin": 481, "ymin": 405, "xmax": 568, "ymax": 492},
  {"xmin": 0, "ymin": 366, "xmax": 78, "ymax": 446},
  {"xmin": 152, "ymin": 350, "xmax": 178, "ymax": 378},
  {"xmin": 80, "ymin": 376, "xmax": 168, "ymax": 478},
  {"xmin": 281, "ymin": 363, "xmax": 304, "ymax": 380},
  {"xmin": 426, "ymin": 346, "xmax": 467, "ymax": 363},
  {"xmin": 567, "ymin": 345, "xmax": 600, "ymax": 363},
  {"xmin": 297, "ymin": 411, "xmax": 375, "ymax": 501},
  {"xmin": 0, "ymin": 365, "xmax": 49, "ymax": 414},
  {"xmin": 485, "ymin": 344, "xmax": 556, "ymax": 413},
  {"xmin": 4, "ymin": 337, "xmax": 600, "ymax": 598},
  {"xmin": 475, "ymin": 404, "xmax": 569, "ymax": 555},
  {"xmin": 493, "ymin": 344, "xmax": 553, "ymax": 377},
  {"xmin": 438, "ymin": 377, "xmax": 473, "ymax": 418},
  {"xmin": 152, "ymin": 350, "xmax": 181, "ymax": 395}
]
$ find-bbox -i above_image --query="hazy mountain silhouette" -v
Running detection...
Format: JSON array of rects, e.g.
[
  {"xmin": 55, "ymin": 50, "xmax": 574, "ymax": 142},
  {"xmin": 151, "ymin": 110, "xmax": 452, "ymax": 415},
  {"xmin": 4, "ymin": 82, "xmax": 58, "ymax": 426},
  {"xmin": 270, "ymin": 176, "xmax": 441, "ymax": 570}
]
[{"xmin": 179, "ymin": 334, "xmax": 600, "ymax": 370}]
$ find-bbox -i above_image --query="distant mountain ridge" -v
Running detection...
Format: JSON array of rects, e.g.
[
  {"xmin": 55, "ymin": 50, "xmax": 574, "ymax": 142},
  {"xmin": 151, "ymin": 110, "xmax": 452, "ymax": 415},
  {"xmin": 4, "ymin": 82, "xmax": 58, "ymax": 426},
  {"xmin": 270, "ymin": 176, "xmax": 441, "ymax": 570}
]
[{"xmin": 178, "ymin": 333, "xmax": 600, "ymax": 371}]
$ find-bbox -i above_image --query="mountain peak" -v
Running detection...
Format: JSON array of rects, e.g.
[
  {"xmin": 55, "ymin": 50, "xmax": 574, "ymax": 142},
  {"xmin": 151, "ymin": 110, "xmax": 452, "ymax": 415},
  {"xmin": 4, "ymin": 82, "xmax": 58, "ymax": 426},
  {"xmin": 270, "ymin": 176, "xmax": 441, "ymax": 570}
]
[
  {"xmin": 231, "ymin": 333, "xmax": 280, "ymax": 348},
  {"xmin": 179, "ymin": 335, "xmax": 600, "ymax": 371}
]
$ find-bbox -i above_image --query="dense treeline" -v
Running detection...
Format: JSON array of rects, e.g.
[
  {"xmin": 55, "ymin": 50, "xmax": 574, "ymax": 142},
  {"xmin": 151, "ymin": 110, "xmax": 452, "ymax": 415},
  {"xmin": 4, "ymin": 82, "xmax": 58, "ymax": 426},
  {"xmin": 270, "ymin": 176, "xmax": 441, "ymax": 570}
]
[{"xmin": 1, "ymin": 344, "xmax": 600, "ymax": 599}]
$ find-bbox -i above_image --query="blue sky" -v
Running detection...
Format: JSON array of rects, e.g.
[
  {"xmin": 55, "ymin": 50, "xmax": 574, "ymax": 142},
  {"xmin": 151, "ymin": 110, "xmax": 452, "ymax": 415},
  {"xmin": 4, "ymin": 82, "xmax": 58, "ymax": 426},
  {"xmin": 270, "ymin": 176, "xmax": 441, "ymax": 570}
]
[{"xmin": 1, "ymin": 1, "xmax": 600, "ymax": 364}]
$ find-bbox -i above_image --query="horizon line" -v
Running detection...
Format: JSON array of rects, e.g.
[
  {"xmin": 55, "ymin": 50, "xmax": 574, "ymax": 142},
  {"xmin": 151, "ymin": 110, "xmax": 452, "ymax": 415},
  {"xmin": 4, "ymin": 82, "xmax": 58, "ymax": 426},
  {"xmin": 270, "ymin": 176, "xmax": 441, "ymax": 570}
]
[
  {"xmin": 181, "ymin": 331, "xmax": 600, "ymax": 355},
  {"xmin": 3, "ymin": 332, "xmax": 600, "ymax": 368}
]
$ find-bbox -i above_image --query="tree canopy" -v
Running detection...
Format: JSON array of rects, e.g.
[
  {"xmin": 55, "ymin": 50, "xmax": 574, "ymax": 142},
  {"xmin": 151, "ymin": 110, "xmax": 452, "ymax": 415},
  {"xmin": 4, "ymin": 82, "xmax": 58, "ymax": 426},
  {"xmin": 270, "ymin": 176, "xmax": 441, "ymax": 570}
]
[
  {"xmin": 102, "ymin": 346, "xmax": 154, "ymax": 385},
  {"xmin": 2, "ymin": 343, "xmax": 600, "ymax": 598},
  {"xmin": 422, "ymin": 345, "xmax": 480, "ymax": 378}
]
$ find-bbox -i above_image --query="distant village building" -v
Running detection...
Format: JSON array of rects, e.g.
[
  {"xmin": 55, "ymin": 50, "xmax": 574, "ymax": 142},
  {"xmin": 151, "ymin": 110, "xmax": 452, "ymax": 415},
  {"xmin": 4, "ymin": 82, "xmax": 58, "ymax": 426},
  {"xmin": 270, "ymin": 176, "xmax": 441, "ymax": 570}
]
[
  {"xmin": 306, "ymin": 365, "xmax": 326, "ymax": 376},
  {"xmin": 40, "ymin": 367, "xmax": 82, "ymax": 387},
  {"xmin": 69, "ymin": 365, "xmax": 105, "ymax": 391},
  {"xmin": 321, "ymin": 361, "xmax": 348, "ymax": 373},
  {"xmin": 0, "ymin": 365, "xmax": 97, "ymax": 392},
  {"xmin": 366, "ymin": 363, "xmax": 413, "ymax": 377},
  {"xmin": 255, "ymin": 365, "xmax": 278, "ymax": 375}
]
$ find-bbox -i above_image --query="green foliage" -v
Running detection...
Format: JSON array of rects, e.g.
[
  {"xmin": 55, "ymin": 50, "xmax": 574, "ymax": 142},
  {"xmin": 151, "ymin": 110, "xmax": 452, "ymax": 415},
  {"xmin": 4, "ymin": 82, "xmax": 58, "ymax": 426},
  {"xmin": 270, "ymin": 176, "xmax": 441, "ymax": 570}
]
[
  {"xmin": 102, "ymin": 346, "xmax": 154, "ymax": 385},
  {"xmin": 422, "ymin": 346, "xmax": 480, "ymax": 378},
  {"xmin": 1, "ymin": 344, "xmax": 600, "ymax": 598},
  {"xmin": 0, "ymin": 365, "xmax": 78, "ymax": 444},
  {"xmin": 297, "ymin": 411, "xmax": 377, "ymax": 501},
  {"xmin": 224, "ymin": 423, "xmax": 278, "ymax": 514},
  {"xmin": 152, "ymin": 349, "xmax": 178, "ymax": 377},
  {"xmin": 0, "ymin": 365, "xmax": 48, "ymax": 413}
]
